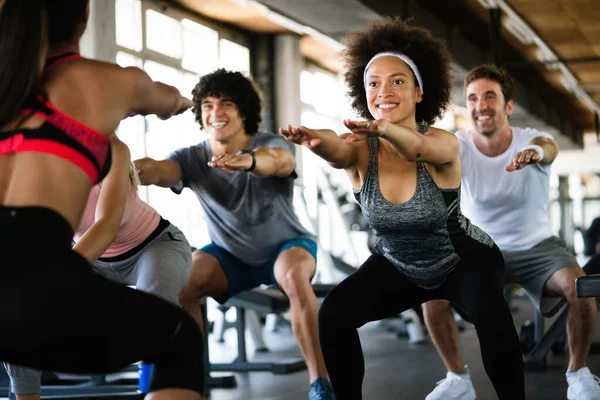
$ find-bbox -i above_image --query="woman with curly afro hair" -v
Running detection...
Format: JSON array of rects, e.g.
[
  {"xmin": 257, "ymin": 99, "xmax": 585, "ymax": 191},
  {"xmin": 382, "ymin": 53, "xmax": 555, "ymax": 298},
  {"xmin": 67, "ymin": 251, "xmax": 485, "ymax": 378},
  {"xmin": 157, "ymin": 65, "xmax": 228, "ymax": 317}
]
[{"xmin": 281, "ymin": 17, "xmax": 525, "ymax": 399}]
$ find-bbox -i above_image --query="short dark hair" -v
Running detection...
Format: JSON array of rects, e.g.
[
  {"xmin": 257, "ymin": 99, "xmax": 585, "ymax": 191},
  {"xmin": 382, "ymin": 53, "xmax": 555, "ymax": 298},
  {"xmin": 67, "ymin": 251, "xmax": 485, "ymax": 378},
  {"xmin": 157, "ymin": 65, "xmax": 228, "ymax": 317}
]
[
  {"xmin": 464, "ymin": 64, "xmax": 515, "ymax": 104},
  {"xmin": 191, "ymin": 69, "xmax": 262, "ymax": 135},
  {"xmin": 342, "ymin": 16, "xmax": 452, "ymax": 126}
]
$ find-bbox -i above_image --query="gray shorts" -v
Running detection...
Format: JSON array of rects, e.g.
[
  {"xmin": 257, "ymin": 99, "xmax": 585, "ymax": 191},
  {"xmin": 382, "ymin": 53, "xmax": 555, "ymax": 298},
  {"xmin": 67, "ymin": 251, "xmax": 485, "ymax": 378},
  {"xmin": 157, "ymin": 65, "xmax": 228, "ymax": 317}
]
[
  {"xmin": 4, "ymin": 223, "xmax": 192, "ymax": 394},
  {"xmin": 503, "ymin": 236, "xmax": 579, "ymax": 312},
  {"xmin": 91, "ymin": 222, "xmax": 192, "ymax": 305}
]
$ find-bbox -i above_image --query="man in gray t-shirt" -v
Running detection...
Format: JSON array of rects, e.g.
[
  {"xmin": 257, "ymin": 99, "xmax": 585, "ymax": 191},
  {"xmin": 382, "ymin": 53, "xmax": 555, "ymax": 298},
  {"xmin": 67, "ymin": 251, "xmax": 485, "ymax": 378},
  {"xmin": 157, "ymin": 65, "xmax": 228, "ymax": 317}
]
[
  {"xmin": 134, "ymin": 69, "xmax": 334, "ymax": 399},
  {"xmin": 168, "ymin": 131, "xmax": 313, "ymax": 266}
]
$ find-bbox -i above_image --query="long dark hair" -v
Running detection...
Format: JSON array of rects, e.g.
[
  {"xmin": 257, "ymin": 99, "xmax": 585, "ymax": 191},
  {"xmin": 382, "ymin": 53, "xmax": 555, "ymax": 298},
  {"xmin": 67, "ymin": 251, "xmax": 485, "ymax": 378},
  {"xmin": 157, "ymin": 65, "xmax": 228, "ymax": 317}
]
[{"xmin": 0, "ymin": 0, "xmax": 48, "ymax": 127}]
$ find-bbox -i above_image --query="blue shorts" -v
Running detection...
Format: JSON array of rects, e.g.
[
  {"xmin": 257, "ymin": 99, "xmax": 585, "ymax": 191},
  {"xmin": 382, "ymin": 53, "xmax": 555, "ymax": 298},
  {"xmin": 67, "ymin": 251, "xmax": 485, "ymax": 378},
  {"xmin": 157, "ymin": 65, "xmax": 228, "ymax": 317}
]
[{"xmin": 201, "ymin": 237, "xmax": 318, "ymax": 303}]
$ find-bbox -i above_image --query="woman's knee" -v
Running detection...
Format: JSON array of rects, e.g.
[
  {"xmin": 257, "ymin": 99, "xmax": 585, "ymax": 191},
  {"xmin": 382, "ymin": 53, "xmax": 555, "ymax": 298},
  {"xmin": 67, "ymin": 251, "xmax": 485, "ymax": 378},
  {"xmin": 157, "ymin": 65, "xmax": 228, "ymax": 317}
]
[
  {"xmin": 318, "ymin": 290, "xmax": 353, "ymax": 329},
  {"xmin": 149, "ymin": 312, "xmax": 204, "ymax": 395},
  {"xmin": 462, "ymin": 291, "xmax": 513, "ymax": 325}
]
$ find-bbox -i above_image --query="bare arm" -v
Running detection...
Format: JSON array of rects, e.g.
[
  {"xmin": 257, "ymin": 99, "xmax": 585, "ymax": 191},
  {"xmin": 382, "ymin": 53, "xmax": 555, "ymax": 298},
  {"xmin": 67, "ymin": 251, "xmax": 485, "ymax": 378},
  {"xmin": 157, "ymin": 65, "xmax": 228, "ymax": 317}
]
[
  {"xmin": 343, "ymin": 120, "xmax": 458, "ymax": 165},
  {"xmin": 207, "ymin": 147, "xmax": 295, "ymax": 177},
  {"xmin": 531, "ymin": 136, "xmax": 559, "ymax": 165},
  {"xmin": 252, "ymin": 147, "xmax": 295, "ymax": 177},
  {"xmin": 506, "ymin": 135, "xmax": 560, "ymax": 171},
  {"xmin": 122, "ymin": 67, "xmax": 192, "ymax": 120},
  {"xmin": 134, "ymin": 158, "xmax": 182, "ymax": 188},
  {"xmin": 73, "ymin": 138, "xmax": 130, "ymax": 263},
  {"xmin": 279, "ymin": 125, "xmax": 360, "ymax": 169}
]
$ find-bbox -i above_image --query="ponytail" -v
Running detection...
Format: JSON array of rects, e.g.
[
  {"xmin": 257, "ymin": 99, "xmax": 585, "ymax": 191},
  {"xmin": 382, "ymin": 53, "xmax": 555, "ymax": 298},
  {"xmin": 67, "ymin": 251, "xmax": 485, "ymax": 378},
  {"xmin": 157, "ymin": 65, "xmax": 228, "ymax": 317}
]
[
  {"xmin": 129, "ymin": 162, "xmax": 140, "ymax": 193},
  {"xmin": 0, "ymin": 0, "xmax": 47, "ymax": 127}
]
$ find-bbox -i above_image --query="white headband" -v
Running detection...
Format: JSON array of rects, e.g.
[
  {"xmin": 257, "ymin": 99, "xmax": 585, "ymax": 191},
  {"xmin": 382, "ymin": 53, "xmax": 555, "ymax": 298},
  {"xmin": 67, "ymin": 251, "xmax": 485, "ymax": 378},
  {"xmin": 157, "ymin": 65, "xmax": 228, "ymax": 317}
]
[{"xmin": 363, "ymin": 52, "xmax": 424, "ymax": 94}]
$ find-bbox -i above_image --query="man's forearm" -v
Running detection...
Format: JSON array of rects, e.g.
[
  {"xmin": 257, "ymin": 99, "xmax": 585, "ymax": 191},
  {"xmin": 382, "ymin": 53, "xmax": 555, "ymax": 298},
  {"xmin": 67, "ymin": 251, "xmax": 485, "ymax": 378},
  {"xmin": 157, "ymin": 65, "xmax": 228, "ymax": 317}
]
[
  {"xmin": 155, "ymin": 174, "xmax": 181, "ymax": 188},
  {"xmin": 251, "ymin": 148, "xmax": 295, "ymax": 177},
  {"xmin": 531, "ymin": 137, "xmax": 559, "ymax": 165},
  {"xmin": 136, "ymin": 158, "xmax": 182, "ymax": 187}
]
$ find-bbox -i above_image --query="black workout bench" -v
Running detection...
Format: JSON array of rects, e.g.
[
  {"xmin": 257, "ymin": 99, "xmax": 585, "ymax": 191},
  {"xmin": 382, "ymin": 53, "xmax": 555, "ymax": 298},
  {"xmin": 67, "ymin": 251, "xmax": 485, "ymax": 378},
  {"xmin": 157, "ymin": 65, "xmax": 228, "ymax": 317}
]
[
  {"xmin": 576, "ymin": 254, "xmax": 600, "ymax": 298},
  {"xmin": 521, "ymin": 295, "xmax": 567, "ymax": 369},
  {"xmin": 576, "ymin": 275, "xmax": 600, "ymax": 298},
  {"xmin": 208, "ymin": 284, "xmax": 335, "ymax": 375}
]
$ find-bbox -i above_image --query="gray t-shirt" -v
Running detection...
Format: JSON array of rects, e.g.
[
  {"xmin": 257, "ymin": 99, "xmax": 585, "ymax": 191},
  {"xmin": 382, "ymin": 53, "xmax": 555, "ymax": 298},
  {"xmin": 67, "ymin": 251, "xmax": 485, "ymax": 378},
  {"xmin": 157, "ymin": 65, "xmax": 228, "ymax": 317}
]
[{"xmin": 168, "ymin": 132, "xmax": 314, "ymax": 266}]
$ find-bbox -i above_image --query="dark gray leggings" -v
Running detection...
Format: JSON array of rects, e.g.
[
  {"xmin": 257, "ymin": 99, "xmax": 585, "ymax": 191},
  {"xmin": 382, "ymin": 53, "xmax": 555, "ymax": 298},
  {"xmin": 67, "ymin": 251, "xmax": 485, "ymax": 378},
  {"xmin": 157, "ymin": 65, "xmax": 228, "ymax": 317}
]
[{"xmin": 318, "ymin": 245, "xmax": 525, "ymax": 400}]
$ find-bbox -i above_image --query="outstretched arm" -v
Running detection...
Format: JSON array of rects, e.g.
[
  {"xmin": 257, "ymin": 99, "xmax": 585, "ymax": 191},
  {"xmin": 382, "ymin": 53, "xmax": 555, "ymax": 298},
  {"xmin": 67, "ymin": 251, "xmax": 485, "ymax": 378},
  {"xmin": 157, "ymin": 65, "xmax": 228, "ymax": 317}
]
[
  {"xmin": 133, "ymin": 158, "xmax": 182, "ymax": 187},
  {"xmin": 207, "ymin": 147, "xmax": 295, "ymax": 177},
  {"xmin": 121, "ymin": 66, "xmax": 193, "ymax": 120},
  {"xmin": 279, "ymin": 125, "xmax": 360, "ymax": 169},
  {"xmin": 343, "ymin": 119, "xmax": 458, "ymax": 165},
  {"xmin": 506, "ymin": 136, "xmax": 559, "ymax": 171}
]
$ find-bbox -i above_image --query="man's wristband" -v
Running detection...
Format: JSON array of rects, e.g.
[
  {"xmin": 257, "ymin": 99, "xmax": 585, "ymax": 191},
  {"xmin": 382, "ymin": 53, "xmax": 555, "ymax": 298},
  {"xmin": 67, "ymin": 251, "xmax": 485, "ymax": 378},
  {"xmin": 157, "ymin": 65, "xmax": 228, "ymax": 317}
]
[{"xmin": 237, "ymin": 149, "xmax": 256, "ymax": 171}]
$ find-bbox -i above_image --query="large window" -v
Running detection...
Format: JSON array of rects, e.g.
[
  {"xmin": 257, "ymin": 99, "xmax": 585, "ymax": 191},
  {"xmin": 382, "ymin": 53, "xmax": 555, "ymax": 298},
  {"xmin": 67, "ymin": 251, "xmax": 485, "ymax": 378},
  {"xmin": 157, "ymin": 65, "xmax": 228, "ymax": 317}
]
[
  {"xmin": 300, "ymin": 65, "xmax": 353, "ymax": 202},
  {"xmin": 115, "ymin": 0, "xmax": 251, "ymax": 248},
  {"xmin": 299, "ymin": 63, "xmax": 367, "ymax": 264}
]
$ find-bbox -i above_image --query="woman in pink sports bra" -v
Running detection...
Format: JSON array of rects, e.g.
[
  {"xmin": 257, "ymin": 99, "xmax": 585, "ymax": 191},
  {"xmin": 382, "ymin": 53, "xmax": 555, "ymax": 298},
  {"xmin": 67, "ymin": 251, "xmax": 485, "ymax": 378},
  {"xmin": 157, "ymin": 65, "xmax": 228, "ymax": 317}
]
[{"xmin": 0, "ymin": 1, "xmax": 204, "ymax": 399}]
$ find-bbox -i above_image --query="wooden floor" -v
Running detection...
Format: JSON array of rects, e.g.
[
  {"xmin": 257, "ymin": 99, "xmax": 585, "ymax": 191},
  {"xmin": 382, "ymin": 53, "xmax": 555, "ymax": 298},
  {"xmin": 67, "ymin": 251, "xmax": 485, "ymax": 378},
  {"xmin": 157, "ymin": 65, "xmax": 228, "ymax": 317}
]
[{"xmin": 207, "ymin": 296, "xmax": 600, "ymax": 400}]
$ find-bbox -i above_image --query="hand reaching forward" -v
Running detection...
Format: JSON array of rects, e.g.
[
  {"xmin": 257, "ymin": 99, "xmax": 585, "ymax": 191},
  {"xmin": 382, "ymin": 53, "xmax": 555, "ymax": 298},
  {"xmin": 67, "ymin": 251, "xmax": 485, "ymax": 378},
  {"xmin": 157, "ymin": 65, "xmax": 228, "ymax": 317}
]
[
  {"xmin": 176, "ymin": 97, "xmax": 194, "ymax": 115},
  {"xmin": 208, "ymin": 153, "xmax": 253, "ymax": 174},
  {"xmin": 342, "ymin": 119, "xmax": 388, "ymax": 143},
  {"xmin": 279, "ymin": 125, "xmax": 322, "ymax": 148},
  {"xmin": 505, "ymin": 148, "xmax": 541, "ymax": 172}
]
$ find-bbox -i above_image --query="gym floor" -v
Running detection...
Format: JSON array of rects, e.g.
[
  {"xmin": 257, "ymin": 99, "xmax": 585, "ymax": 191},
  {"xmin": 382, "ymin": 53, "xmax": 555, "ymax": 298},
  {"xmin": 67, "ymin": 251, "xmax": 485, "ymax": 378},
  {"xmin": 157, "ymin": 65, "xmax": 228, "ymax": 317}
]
[
  {"xmin": 0, "ymin": 295, "xmax": 595, "ymax": 399},
  {"xmin": 207, "ymin": 295, "xmax": 600, "ymax": 400}
]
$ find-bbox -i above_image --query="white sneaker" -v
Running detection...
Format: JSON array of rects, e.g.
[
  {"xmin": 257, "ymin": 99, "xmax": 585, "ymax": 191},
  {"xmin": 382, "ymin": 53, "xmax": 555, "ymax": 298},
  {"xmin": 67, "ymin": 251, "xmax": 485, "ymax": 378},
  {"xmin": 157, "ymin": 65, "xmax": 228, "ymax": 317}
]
[
  {"xmin": 567, "ymin": 367, "xmax": 600, "ymax": 400},
  {"xmin": 426, "ymin": 371, "xmax": 476, "ymax": 400}
]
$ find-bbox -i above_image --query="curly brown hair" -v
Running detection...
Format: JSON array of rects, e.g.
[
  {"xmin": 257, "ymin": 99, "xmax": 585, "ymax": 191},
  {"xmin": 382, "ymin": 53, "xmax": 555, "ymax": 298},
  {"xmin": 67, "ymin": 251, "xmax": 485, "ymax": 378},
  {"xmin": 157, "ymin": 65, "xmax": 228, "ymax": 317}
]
[
  {"xmin": 191, "ymin": 69, "xmax": 262, "ymax": 135},
  {"xmin": 464, "ymin": 64, "xmax": 515, "ymax": 104},
  {"xmin": 342, "ymin": 17, "xmax": 452, "ymax": 126}
]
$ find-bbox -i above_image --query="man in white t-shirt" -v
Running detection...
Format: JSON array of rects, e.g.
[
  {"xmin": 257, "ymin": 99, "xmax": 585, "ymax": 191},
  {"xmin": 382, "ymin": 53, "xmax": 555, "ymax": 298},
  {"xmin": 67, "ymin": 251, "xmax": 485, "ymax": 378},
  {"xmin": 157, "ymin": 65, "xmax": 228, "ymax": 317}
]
[{"xmin": 423, "ymin": 64, "xmax": 600, "ymax": 400}]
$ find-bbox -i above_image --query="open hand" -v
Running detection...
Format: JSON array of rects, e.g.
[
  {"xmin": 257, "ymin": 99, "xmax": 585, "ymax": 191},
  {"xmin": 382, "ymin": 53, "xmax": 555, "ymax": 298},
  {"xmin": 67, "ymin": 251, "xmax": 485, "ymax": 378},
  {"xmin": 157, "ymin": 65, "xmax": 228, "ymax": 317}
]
[
  {"xmin": 208, "ymin": 153, "xmax": 253, "ymax": 173},
  {"xmin": 505, "ymin": 149, "xmax": 541, "ymax": 172},
  {"xmin": 279, "ymin": 125, "xmax": 322, "ymax": 148},
  {"xmin": 342, "ymin": 119, "xmax": 388, "ymax": 143}
]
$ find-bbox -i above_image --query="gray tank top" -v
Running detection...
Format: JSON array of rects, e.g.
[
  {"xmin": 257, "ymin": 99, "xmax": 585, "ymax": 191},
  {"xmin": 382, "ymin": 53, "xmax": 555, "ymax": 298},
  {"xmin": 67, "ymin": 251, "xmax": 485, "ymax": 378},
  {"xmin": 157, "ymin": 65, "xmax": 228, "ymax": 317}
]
[{"xmin": 353, "ymin": 138, "xmax": 493, "ymax": 289}]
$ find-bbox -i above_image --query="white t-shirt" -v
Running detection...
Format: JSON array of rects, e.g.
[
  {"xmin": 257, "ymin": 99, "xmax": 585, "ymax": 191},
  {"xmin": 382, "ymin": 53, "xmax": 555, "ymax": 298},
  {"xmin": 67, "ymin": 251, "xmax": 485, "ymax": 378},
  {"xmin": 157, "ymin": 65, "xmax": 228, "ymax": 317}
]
[{"xmin": 456, "ymin": 127, "xmax": 554, "ymax": 251}]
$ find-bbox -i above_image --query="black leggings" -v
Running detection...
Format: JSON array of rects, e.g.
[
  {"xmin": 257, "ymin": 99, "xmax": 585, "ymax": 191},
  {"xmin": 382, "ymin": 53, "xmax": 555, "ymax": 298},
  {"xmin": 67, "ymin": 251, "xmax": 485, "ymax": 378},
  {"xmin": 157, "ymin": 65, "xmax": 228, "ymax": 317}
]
[
  {"xmin": 318, "ymin": 245, "xmax": 525, "ymax": 400},
  {"xmin": 0, "ymin": 207, "xmax": 204, "ymax": 395}
]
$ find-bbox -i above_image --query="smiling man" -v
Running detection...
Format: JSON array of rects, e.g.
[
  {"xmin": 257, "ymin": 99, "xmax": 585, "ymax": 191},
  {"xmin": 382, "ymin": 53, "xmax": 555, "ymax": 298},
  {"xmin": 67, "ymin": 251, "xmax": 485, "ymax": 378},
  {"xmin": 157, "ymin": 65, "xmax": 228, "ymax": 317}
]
[
  {"xmin": 134, "ymin": 69, "xmax": 334, "ymax": 399},
  {"xmin": 422, "ymin": 64, "xmax": 600, "ymax": 400}
]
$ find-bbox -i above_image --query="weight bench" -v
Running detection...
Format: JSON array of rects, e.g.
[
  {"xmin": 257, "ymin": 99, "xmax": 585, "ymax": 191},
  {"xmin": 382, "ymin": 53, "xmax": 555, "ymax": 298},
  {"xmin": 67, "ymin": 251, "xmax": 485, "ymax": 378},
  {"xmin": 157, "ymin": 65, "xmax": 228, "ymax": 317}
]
[
  {"xmin": 577, "ymin": 276, "xmax": 600, "ymax": 298},
  {"xmin": 521, "ymin": 294, "xmax": 567, "ymax": 369},
  {"xmin": 577, "ymin": 255, "xmax": 600, "ymax": 298},
  {"xmin": 209, "ymin": 284, "xmax": 335, "ymax": 375}
]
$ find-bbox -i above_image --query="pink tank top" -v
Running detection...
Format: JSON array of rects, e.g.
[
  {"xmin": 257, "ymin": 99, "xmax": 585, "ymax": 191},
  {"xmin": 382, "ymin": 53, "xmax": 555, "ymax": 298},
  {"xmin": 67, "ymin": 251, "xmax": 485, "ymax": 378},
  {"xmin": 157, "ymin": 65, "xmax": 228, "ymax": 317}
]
[{"xmin": 74, "ymin": 184, "xmax": 161, "ymax": 258}]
